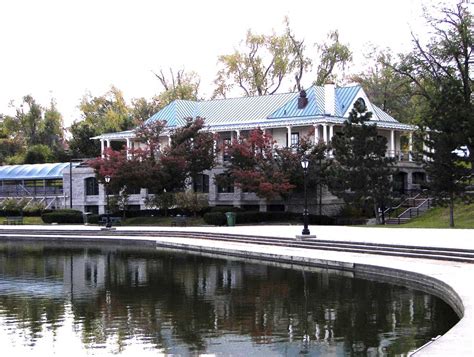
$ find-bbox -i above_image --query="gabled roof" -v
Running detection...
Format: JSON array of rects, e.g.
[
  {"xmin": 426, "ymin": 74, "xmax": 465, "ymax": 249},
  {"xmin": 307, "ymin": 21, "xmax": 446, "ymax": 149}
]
[
  {"xmin": 93, "ymin": 84, "xmax": 412, "ymax": 140},
  {"xmin": 0, "ymin": 163, "xmax": 78, "ymax": 180},
  {"xmin": 335, "ymin": 85, "xmax": 361, "ymax": 116},
  {"xmin": 268, "ymin": 87, "xmax": 325, "ymax": 119},
  {"xmin": 146, "ymin": 92, "xmax": 297, "ymax": 128}
]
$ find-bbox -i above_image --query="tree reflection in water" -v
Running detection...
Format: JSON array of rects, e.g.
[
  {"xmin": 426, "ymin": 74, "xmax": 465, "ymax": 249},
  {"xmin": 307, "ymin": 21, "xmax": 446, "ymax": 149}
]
[{"xmin": 0, "ymin": 243, "xmax": 458, "ymax": 356}]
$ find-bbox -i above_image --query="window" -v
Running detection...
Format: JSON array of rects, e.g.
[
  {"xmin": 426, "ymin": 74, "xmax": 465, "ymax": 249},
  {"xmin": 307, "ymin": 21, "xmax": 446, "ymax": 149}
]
[
  {"xmin": 85, "ymin": 205, "xmax": 99, "ymax": 214},
  {"xmin": 291, "ymin": 132, "xmax": 300, "ymax": 147},
  {"xmin": 216, "ymin": 174, "xmax": 234, "ymax": 193},
  {"xmin": 193, "ymin": 174, "xmax": 209, "ymax": 193},
  {"xmin": 85, "ymin": 177, "xmax": 99, "ymax": 196},
  {"xmin": 223, "ymin": 138, "xmax": 231, "ymax": 162},
  {"xmin": 413, "ymin": 172, "xmax": 426, "ymax": 185}
]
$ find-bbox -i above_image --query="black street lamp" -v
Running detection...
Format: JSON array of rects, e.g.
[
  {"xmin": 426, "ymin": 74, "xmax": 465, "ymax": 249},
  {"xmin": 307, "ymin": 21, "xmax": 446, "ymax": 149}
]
[
  {"xmin": 104, "ymin": 175, "xmax": 112, "ymax": 229},
  {"xmin": 301, "ymin": 156, "xmax": 310, "ymax": 235}
]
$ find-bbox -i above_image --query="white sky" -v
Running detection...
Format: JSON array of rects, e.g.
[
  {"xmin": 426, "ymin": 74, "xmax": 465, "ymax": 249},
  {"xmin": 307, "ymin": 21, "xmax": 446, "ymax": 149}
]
[{"xmin": 0, "ymin": 0, "xmax": 447, "ymax": 127}]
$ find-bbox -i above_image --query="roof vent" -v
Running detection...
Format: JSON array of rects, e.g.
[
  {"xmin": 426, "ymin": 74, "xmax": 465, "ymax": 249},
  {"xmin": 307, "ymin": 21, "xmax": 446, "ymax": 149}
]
[{"xmin": 297, "ymin": 90, "xmax": 308, "ymax": 109}]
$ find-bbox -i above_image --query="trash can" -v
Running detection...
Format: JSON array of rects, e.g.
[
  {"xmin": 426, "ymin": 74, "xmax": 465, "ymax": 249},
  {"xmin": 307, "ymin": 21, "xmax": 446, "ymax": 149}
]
[{"xmin": 225, "ymin": 212, "xmax": 236, "ymax": 226}]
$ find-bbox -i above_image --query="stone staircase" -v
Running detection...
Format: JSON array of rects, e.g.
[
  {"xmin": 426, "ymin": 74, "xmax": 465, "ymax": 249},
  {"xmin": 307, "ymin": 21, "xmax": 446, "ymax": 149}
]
[{"xmin": 385, "ymin": 194, "xmax": 433, "ymax": 225}]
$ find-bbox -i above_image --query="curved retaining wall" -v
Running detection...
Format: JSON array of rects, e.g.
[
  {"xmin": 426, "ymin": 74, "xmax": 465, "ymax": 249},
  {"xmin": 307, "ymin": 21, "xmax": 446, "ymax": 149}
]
[{"xmin": 0, "ymin": 228, "xmax": 470, "ymax": 355}]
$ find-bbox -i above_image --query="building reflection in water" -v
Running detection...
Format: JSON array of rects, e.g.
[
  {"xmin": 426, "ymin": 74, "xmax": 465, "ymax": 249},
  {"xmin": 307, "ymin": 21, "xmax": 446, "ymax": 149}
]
[{"xmin": 0, "ymin": 243, "xmax": 459, "ymax": 356}]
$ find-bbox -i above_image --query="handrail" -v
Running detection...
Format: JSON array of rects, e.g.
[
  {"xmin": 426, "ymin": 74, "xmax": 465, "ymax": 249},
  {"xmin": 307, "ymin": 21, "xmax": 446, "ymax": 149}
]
[
  {"xmin": 384, "ymin": 192, "xmax": 422, "ymax": 218},
  {"xmin": 398, "ymin": 198, "xmax": 432, "ymax": 220}
]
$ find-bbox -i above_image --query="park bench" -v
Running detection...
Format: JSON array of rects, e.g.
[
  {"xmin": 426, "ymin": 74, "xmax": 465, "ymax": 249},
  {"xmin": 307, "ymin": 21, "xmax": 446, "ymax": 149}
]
[
  {"xmin": 98, "ymin": 216, "xmax": 122, "ymax": 226},
  {"xmin": 3, "ymin": 216, "xmax": 23, "ymax": 225},
  {"xmin": 171, "ymin": 215, "xmax": 188, "ymax": 226}
]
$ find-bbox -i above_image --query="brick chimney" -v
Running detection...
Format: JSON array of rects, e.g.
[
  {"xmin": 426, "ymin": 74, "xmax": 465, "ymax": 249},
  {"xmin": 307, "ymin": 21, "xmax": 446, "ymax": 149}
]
[{"xmin": 297, "ymin": 90, "xmax": 308, "ymax": 109}]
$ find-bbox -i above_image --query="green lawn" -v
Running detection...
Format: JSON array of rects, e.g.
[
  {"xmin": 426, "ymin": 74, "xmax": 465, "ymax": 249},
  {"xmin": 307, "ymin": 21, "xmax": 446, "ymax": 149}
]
[{"xmin": 395, "ymin": 202, "xmax": 474, "ymax": 229}]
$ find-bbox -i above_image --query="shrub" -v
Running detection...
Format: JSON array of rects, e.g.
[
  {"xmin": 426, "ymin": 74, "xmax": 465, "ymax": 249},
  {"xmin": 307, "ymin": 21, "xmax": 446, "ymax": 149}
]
[
  {"xmin": 22, "ymin": 202, "xmax": 46, "ymax": 216},
  {"xmin": 203, "ymin": 212, "xmax": 227, "ymax": 226},
  {"xmin": 86, "ymin": 214, "xmax": 100, "ymax": 224},
  {"xmin": 41, "ymin": 209, "xmax": 84, "ymax": 224},
  {"xmin": 210, "ymin": 206, "xmax": 244, "ymax": 213}
]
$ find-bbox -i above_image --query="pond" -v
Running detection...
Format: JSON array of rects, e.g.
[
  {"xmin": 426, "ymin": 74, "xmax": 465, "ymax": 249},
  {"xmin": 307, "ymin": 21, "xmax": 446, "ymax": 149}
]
[{"xmin": 0, "ymin": 241, "xmax": 458, "ymax": 356}]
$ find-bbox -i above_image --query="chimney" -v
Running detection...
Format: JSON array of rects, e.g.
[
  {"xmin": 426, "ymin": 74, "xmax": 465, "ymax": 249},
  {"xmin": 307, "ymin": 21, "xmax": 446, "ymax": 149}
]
[
  {"xmin": 297, "ymin": 90, "xmax": 308, "ymax": 109},
  {"xmin": 324, "ymin": 83, "xmax": 336, "ymax": 116}
]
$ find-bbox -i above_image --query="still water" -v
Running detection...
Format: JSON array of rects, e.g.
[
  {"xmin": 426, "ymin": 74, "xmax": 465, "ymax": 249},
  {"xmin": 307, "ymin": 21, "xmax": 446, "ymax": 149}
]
[{"xmin": 0, "ymin": 242, "xmax": 458, "ymax": 356}]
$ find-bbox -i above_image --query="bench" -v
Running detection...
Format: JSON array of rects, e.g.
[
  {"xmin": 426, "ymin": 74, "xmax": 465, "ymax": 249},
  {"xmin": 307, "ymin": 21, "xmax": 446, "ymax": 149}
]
[
  {"xmin": 171, "ymin": 215, "xmax": 188, "ymax": 226},
  {"xmin": 98, "ymin": 216, "xmax": 122, "ymax": 226},
  {"xmin": 3, "ymin": 216, "xmax": 23, "ymax": 225}
]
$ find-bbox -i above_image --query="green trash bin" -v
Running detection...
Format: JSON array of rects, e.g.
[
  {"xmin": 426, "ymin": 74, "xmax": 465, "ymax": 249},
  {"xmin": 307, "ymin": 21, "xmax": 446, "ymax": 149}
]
[{"xmin": 225, "ymin": 212, "xmax": 236, "ymax": 226}]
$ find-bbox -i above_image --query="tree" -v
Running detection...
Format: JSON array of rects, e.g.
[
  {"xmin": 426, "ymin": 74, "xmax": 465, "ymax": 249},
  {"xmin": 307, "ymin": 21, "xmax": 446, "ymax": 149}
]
[
  {"xmin": 220, "ymin": 129, "xmax": 295, "ymax": 201},
  {"xmin": 88, "ymin": 118, "xmax": 216, "ymax": 211},
  {"xmin": 1, "ymin": 95, "xmax": 65, "ymax": 163},
  {"xmin": 393, "ymin": 1, "xmax": 473, "ymax": 226},
  {"xmin": 165, "ymin": 117, "xmax": 216, "ymax": 188},
  {"xmin": 134, "ymin": 119, "xmax": 166, "ymax": 161},
  {"xmin": 174, "ymin": 191, "xmax": 208, "ymax": 217},
  {"xmin": 23, "ymin": 144, "xmax": 53, "ymax": 164},
  {"xmin": 213, "ymin": 28, "xmax": 298, "ymax": 97},
  {"xmin": 70, "ymin": 87, "xmax": 134, "ymax": 158},
  {"xmin": 314, "ymin": 30, "xmax": 352, "ymax": 86},
  {"xmin": 153, "ymin": 68, "xmax": 200, "ymax": 106},
  {"xmin": 424, "ymin": 131, "xmax": 470, "ymax": 227},
  {"xmin": 350, "ymin": 49, "xmax": 420, "ymax": 124},
  {"xmin": 328, "ymin": 99, "xmax": 396, "ymax": 223},
  {"xmin": 130, "ymin": 96, "xmax": 161, "ymax": 124}
]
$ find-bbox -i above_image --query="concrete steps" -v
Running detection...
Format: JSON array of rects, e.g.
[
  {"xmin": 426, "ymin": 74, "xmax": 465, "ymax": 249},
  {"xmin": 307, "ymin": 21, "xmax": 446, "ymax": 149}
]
[{"xmin": 0, "ymin": 228, "xmax": 473, "ymax": 264}]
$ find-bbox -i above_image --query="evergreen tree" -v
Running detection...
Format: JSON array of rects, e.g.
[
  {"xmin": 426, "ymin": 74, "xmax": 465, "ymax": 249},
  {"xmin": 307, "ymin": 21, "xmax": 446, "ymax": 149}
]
[{"xmin": 329, "ymin": 99, "xmax": 395, "ymax": 223}]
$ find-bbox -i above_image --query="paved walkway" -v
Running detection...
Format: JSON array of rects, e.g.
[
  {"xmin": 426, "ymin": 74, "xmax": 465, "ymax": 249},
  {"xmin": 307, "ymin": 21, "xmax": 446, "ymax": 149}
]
[{"xmin": 1, "ymin": 224, "xmax": 473, "ymax": 356}]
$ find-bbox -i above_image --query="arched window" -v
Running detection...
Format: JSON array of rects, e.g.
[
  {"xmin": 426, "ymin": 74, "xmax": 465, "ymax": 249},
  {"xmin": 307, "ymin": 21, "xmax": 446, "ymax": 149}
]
[{"xmin": 85, "ymin": 177, "xmax": 99, "ymax": 196}]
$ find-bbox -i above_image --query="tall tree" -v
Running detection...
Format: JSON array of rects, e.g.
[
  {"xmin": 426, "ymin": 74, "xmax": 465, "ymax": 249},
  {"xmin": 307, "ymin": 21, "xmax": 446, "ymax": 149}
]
[
  {"xmin": 328, "ymin": 99, "xmax": 395, "ymax": 223},
  {"xmin": 213, "ymin": 28, "xmax": 298, "ymax": 97},
  {"xmin": 1, "ymin": 96, "xmax": 65, "ymax": 163},
  {"xmin": 393, "ymin": 1, "xmax": 473, "ymax": 226},
  {"xmin": 153, "ymin": 68, "xmax": 200, "ymax": 106},
  {"xmin": 350, "ymin": 49, "xmax": 420, "ymax": 124},
  {"xmin": 314, "ymin": 30, "xmax": 352, "ymax": 86},
  {"xmin": 130, "ymin": 97, "xmax": 161, "ymax": 124},
  {"xmin": 69, "ymin": 86, "xmax": 133, "ymax": 158}
]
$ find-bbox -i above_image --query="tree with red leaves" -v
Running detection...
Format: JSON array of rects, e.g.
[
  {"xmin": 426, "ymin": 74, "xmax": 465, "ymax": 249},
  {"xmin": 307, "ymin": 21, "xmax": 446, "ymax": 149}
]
[
  {"xmin": 88, "ymin": 117, "xmax": 216, "ymax": 199},
  {"xmin": 220, "ymin": 129, "xmax": 295, "ymax": 201}
]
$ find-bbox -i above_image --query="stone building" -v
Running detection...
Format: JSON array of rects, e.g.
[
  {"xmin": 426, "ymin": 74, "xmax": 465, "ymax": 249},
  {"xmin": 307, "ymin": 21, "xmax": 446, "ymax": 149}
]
[{"xmin": 65, "ymin": 83, "xmax": 425, "ymax": 214}]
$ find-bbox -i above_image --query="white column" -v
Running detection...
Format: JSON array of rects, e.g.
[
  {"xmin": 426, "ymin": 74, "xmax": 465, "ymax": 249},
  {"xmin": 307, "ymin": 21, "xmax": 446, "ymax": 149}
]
[
  {"xmin": 126, "ymin": 138, "xmax": 131, "ymax": 159},
  {"xmin": 168, "ymin": 135, "xmax": 172, "ymax": 146},
  {"xmin": 230, "ymin": 131, "xmax": 234, "ymax": 142},
  {"xmin": 287, "ymin": 126, "xmax": 292, "ymax": 147},
  {"xmin": 236, "ymin": 130, "xmax": 240, "ymax": 139},
  {"xmin": 329, "ymin": 125, "xmax": 334, "ymax": 142},
  {"xmin": 100, "ymin": 139, "xmax": 105, "ymax": 158},
  {"xmin": 313, "ymin": 125, "xmax": 319, "ymax": 143},
  {"xmin": 408, "ymin": 132, "xmax": 413, "ymax": 162},
  {"xmin": 322, "ymin": 124, "xmax": 328, "ymax": 144},
  {"xmin": 390, "ymin": 130, "xmax": 395, "ymax": 157}
]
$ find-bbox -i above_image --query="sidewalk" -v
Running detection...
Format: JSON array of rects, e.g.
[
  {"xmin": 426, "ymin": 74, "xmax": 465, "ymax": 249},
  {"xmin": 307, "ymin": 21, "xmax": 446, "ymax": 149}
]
[{"xmin": 1, "ymin": 224, "xmax": 473, "ymax": 355}]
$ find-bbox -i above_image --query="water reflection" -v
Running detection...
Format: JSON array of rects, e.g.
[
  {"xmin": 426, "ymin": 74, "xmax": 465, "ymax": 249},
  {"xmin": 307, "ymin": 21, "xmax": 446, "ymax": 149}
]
[{"xmin": 0, "ymin": 242, "xmax": 458, "ymax": 356}]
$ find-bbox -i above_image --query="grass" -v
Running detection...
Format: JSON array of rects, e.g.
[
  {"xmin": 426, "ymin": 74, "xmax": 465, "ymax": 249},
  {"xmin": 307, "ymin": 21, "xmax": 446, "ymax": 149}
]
[{"xmin": 394, "ymin": 202, "xmax": 474, "ymax": 229}]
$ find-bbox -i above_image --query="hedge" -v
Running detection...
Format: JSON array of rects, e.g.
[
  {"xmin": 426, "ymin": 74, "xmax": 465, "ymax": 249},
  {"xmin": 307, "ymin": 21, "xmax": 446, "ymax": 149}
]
[
  {"xmin": 235, "ymin": 211, "xmax": 335, "ymax": 225},
  {"xmin": 203, "ymin": 212, "xmax": 227, "ymax": 226},
  {"xmin": 41, "ymin": 209, "xmax": 84, "ymax": 224}
]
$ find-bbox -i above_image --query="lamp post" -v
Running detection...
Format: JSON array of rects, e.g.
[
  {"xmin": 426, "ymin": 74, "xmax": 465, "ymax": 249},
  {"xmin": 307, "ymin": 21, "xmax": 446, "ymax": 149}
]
[
  {"xmin": 301, "ymin": 156, "xmax": 310, "ymax": 235},
  {"xmin": 104, "ymin": 175, "xmax": 112, "ymax": 229}
]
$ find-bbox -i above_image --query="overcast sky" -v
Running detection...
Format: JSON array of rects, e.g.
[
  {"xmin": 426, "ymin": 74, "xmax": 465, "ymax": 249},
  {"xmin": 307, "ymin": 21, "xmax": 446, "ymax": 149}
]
[{"xmin": 0, "ymin": 0, "xmax": 450, "ymax": 126}]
